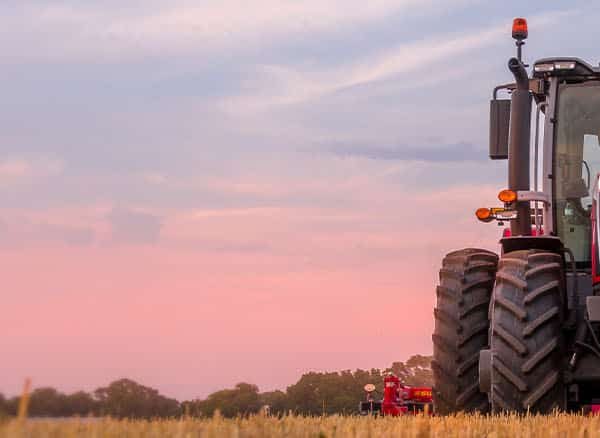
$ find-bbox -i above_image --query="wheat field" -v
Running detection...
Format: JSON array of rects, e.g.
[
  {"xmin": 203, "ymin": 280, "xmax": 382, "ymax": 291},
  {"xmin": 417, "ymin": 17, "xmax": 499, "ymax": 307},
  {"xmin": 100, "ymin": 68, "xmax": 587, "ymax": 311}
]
[{"xmin": 1, "ymin": 413, "xmax": 599, "ymax": 438}]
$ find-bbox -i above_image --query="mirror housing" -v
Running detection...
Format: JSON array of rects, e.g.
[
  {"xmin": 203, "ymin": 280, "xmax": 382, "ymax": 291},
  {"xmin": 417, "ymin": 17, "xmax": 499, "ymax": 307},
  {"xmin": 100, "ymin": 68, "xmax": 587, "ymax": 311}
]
[{"xmin": 489, "ymin": 99, "xmax": 511, "ymax": 159}]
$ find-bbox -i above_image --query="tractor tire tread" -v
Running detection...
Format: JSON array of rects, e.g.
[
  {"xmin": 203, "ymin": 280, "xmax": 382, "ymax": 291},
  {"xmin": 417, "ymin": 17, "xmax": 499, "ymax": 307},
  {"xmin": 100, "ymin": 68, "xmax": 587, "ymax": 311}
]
[
  {"xmin": 495, "ymin": 271, "xmax": 528, "ymax": 291},
  {"xmin": 460, "ymin": 296, "xmax": 490, "ymax": 318},
  {"xmin": 490, "ymin": 249, "xmax": 566, "ymax": 413},
  {"xmin": 457, "ymin": 351, "xmax": 480, "ymax": 377},
  {"xmin": 433, "ymin": 248, "xmax": 498, "ymax": 414},
  {"xmin": 522, "ymin": 339, "xmax": 558, "ymax": 374},
  {"xmin": 522, "ymin": 371, "xmax": 560, "ymax": 409},
  {"xmin": 525, "ymin": 263, "xmax": 562, "ymax": 279},
  {"xmin": 492, "ymin": 356, "xmax": 528, "ymax": 391},
  {"xmin": 458, "ymin": 320, "xmax": 489, "ymax": 347},
  {"xmin": 523, "ymin": 307, "xmax": 559, "ymax": 337},
  {"xmin": 493, "ymin": 323, "xmax": 528, "ymax": 355},
  {"xmin": 494, "ymin": 294, "xmax": 528, "ymax": 321},
  {"xmin": 456, "ymin": 382, "xmax": 480, "ymax": 407},
  {"xmin": 432, "ymin": 334, "xmax": 459, "ymax": 357},
  {"xmin": 434, "ymin": 308, "xmax": 463, "ymax": 332},
  {"xmin": 524, "ymin": 281, "xmax": 560, "ymax": 304},
  {"xmin": 462, "ymin": 278, "xmax": 495, "ymax": 293}
]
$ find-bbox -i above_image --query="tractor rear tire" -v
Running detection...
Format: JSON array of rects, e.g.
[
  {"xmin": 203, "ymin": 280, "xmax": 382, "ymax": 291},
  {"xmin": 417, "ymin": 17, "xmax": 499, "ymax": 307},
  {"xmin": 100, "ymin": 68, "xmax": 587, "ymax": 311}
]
[
  {"xmin": 490, "ymin": 250, "xmax": 566, "ymax": 413},
  {"xmin": 432, "ymin": 248, "xmax": 498, "ymax": 415}
]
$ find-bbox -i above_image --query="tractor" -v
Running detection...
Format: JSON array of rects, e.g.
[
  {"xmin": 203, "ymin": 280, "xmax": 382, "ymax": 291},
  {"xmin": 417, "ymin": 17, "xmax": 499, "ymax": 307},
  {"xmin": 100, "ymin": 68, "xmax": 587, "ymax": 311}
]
[
  {"xmin": 359, "ymin": 373, "xmax": 433, "ymax": 416},
  {"xmin": 432, "ymin": 18, "xmax": 600, "ymax": 414}
]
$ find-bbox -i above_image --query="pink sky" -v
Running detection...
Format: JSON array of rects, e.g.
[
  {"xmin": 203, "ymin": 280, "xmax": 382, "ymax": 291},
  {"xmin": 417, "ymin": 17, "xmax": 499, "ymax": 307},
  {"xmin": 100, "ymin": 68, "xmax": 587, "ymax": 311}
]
[
  {"xmin": 1, "ymin": 185, "xmax": 500, "ymax": 400},
  {"xmin": 2, "ymin": 0, "xmax": 579, "ymax": 401}
]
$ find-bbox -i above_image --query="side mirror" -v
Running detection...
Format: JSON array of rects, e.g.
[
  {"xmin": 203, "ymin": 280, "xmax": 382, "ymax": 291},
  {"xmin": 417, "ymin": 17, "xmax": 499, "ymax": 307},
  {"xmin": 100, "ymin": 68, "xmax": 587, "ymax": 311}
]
[{"xmin": 489, "ymin": 99, "xmax": 511, "ymax": 160}]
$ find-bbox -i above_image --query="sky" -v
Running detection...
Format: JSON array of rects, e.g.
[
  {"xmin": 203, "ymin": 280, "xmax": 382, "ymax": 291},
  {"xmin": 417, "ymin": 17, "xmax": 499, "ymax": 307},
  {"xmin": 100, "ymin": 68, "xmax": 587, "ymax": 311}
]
[{"xmin": 2, "ymin": 0, "xmax": 600, "ymax": 401}]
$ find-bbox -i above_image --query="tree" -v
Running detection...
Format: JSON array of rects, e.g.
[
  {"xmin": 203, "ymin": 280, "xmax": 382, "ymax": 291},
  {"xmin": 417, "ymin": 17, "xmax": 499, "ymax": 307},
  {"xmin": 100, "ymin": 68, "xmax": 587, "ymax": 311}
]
[
  {"xmin": 28, "ymin": 387, "xmax": 68, "ymax": 417},
  {"xmin": 286, "ymin": 369, "xmax": 383, "ymax": 415},
  {"xmin": 0, "ymin": 355, "xmax": 432, "ymax": 418},
  {"xmin": 388, "ymin": 354, "xmax": 433, "ymax": 387},
  {"xmin": 192, "ymin": 383, "xmax": 262, "ymax": 418},
  {"xmin": 259, "ymin": 390, "xmax": 287, "ymax": 415},
  {"xmin": 64, "ymin": 391, "xmax": 97, "ymax": 416},
  {"xmin": 285, "ymin": 372, "xmax": 324, "ymax": 415},
  {"xmin": 0, "ymin": 393, "xmax": 6, "ymax": 417},
  {"xmin": 3, "ymin": 397, "xmax": 18, "ymax": 416},
  {"xmin": 94, "ymin": 378, "xmax": 180, "ymax": 418}
]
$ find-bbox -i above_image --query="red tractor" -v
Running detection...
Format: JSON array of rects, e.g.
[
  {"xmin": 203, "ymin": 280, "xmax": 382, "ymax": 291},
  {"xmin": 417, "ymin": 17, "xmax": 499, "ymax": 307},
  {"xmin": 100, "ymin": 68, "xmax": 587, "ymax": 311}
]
[
  {"xmin": 359, "ymin": 372, "xmax": 433, "ymax": 416},
  {"xmin": 433, "ymin": 18, "xmax": 600, "ymax": 414}
]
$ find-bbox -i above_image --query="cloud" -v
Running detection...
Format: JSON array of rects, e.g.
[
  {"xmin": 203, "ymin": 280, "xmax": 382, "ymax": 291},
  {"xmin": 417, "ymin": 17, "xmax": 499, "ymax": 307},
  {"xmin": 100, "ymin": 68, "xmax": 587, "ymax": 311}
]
[
  {"xmin": 0, "ymin": 157, "xmax": 64, "ymax": 187},
  {"xmin": 108, "ymin": 207, "xmax": 163, "ymax": 245},
  {"xmin": 0, "ymin": 219, "xmax": 94, "ymax": 248},
  {"xmin": 330, "ymin": 141, "xmax": 486, "ymax": 162},
  {"xmin": 218, "ymin": 8, "xmax": 577, "ymax": 112},
  {"xmin": 37, "ymin": 223, "xmax": 95, "ymax": 246},
  {"xmin": 0, "ymin": 0, "xmax": 473, "ymax": 63},
  {"xmin": 0, "ymin": 159, "xmax": 30, "ymax": 180},
  {"xmin": 339, "ymin": 8, "xmax": 574, "ymax": 90}
]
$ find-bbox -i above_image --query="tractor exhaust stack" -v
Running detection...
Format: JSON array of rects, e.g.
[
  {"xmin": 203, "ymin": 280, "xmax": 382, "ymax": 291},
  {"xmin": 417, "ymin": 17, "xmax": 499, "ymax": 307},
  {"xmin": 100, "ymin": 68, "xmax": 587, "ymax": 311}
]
[{"xmin": 507, "ymin": 57, "xmax": 532, "ymax": 236}]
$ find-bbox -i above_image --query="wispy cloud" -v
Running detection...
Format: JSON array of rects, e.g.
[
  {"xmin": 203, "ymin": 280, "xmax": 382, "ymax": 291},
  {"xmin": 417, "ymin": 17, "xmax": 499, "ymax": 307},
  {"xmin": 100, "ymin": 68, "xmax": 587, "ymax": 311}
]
[
  {"xmin": 0, "ymin": 157, "xmax": 64, "ymax": 187},
  {"xmin": 108, "ymin": 207, "xmax": 163, "ymax": 245},
  {"xmin": 0, "ymin": 218, "xmax": 94, "ymax": 248},
  {"xmin": 218, "ymin": 9, "xmax": 577, "ymax": 112},
  {"xmin": 330, "ymin": 142, "xmax": 486, "ymax": 162},
  {"xmin": 0, "ymin": 0, "xmax": 473, "ymax": 63}
]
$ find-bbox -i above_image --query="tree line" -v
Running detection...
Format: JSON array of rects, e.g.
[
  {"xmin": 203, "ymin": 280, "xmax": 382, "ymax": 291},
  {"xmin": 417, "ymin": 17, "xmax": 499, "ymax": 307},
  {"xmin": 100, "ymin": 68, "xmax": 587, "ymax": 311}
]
[{"xmin": 0, "ymin": 355, "xmax": 431, "ymax": 418}]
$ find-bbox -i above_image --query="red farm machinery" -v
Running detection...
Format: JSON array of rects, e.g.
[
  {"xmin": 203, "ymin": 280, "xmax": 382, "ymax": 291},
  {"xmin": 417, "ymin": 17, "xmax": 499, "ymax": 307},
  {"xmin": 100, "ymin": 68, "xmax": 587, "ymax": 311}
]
[
  {"xmin": 359, "ymin": 373, "xmax": 433, "ymax": 416},
  {"xmin": 433, "ymin": 18, "xmax": 600, "ymax": 414}
]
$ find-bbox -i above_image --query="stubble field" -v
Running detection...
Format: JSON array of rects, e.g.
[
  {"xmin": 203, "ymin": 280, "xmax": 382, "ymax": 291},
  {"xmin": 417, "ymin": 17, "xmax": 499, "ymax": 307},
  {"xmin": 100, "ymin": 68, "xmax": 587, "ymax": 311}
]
[{"xmin": 1, "ymin": 413, "xmax": 599, "ymax": 438}]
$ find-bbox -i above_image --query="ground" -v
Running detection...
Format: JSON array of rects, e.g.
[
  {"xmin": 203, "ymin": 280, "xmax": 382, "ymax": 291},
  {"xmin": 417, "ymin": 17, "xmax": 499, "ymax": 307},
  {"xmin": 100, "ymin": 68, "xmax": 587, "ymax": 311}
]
[{"xmin": 1, "ymin": 413, "xmax": 600, "ymax": 437}]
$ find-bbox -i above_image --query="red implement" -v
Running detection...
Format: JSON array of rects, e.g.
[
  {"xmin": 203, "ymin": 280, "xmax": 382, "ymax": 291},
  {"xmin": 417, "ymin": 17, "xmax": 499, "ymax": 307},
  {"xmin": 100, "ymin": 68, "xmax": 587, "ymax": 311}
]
[
  {"xmin": 382, "ymin": 374, "xmax": 404, "ymax": 416},
  {"xmin": 361, "ymin": 373, "xmax": 433, "ymax": 416}
]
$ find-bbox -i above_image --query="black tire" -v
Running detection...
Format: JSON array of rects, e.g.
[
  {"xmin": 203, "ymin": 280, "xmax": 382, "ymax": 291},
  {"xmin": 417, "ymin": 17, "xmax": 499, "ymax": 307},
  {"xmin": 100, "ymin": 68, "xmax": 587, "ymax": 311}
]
[
  {"xmin": 432, "ymin": 248, "xmax": 498, "ymax": 415},
  {"xmin": 490, "ymin": 250, "xmax": 566, "ymax": 413}
]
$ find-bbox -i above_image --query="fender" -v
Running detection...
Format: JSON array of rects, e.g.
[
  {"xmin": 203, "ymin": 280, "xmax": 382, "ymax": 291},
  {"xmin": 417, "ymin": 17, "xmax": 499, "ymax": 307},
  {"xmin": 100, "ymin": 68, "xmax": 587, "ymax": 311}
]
[{"xmin": 500, "ymin": 235, "xmax": 563, "ymax": 255}]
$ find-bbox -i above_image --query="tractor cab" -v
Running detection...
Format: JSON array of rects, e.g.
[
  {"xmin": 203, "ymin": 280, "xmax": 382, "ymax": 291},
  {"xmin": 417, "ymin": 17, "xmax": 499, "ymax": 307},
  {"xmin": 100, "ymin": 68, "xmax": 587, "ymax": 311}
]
[
  {"xmin": 488, "ymin": 55, "xmax": 600, "ymax": 268},
  {"xmin": 534, "ymin": 61, "xmax": 600, "ymax": 272}
]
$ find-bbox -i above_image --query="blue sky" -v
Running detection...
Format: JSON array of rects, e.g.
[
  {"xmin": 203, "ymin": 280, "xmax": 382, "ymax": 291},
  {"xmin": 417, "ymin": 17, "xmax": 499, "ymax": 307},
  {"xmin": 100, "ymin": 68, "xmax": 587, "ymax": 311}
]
[
  {"xmin": 2, "ymin": 0, "xmax": 600, "ymax": 399},
  {"xmin": 1, "ymin": 1, "xmax": 596, "ymax": 211}
]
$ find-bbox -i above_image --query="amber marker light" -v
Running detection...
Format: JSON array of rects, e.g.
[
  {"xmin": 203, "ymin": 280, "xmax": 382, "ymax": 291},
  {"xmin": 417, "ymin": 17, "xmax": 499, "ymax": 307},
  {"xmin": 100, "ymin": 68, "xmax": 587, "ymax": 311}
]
[
  {"xmin": 476, "ymin": 208, "xmax": 493, "ymax": 222},
  {"xmin": 498, "ymin": 189, "xmax": 517, "ymax": 203}
]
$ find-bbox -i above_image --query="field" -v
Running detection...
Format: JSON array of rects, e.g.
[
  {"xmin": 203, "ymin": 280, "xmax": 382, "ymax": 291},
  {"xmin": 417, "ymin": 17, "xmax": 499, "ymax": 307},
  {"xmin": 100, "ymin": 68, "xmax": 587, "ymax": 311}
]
[{"xmin": 1, "ymin": 413, "xmax": 599, "ymax": 438}]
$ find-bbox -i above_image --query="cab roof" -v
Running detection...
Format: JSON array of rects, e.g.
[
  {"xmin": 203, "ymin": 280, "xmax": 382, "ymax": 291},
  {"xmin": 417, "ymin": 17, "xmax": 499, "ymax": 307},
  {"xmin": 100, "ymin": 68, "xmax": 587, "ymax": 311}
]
[{"xmin": 532, "ymin": 57, "xmax": 600, "ymax": 78}]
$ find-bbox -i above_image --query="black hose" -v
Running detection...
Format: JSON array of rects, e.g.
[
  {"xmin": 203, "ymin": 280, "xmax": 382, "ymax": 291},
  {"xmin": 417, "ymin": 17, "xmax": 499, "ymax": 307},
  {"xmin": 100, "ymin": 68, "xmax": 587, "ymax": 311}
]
[
  {"xmin": 586, "ymin": 319, "xmax": 600, "ymax": 352},
  {"xmin": 563, "ymin": 247, "xmax": 578, "ymax": 313},
  {"xmin": 575, "ymin": 341, "xmax": 600, "ymax": 361}
]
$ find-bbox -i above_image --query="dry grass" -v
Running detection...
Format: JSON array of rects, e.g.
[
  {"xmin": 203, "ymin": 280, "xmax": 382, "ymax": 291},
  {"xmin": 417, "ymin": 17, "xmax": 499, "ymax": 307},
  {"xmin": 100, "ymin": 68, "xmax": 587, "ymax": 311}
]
[{"xmin": 1, "ymin": 413, "xmax": 600, "ymax": 438}]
